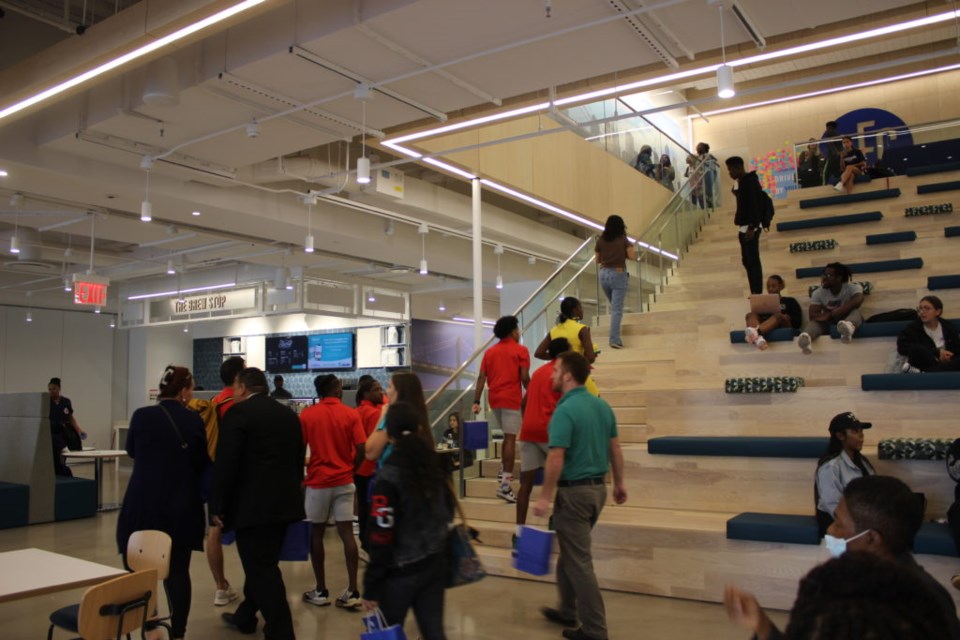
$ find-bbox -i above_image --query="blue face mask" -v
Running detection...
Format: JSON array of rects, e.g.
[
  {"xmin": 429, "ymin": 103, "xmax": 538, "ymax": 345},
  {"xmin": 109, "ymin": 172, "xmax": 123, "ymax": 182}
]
[{"xmin": 823, "ymin": 529, "xmax": 870, "ymax": 558}]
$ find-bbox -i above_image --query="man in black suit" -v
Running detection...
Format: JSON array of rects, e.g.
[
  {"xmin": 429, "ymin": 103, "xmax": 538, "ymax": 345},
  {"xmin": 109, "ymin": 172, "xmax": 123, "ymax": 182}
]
[{"xmin": 211, "ymin": 367, "xmax": 305, "ymax": 639}]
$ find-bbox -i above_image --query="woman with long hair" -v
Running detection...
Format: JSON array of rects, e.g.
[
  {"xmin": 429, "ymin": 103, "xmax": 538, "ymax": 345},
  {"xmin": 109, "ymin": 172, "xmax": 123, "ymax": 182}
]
[
  {"xmin": 116, "ymin": 365, "xmax": 208, "ymax": 640},
  {"xmin": 362, "ymin": 402, "xmax": 454, "ymax": 640},
  {"xmin": 364, "ymin": 372, "xmax": 435, "ymax": 464},
  {"xmin": 534, "ymin": 297, "xmax": 600, "ymax": 395},
  {"xmin": 656, "ymin": 154, "xmax": 675, "ymax": 190},
  {"xmin": 814, "ymin": 412, "xmax": 875, "ymax": 536},
  {"xmin": 594, "ymin": 216, "xmax": 636, "ymax": 350},
  {"xmin": 897, "ymin": 295, "xmax": 960, "ymax": 373}
]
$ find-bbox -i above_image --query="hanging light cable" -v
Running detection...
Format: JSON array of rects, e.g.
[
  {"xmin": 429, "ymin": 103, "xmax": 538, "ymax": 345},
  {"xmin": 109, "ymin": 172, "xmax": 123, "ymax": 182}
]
[{"xmin": 717, "ymin": 4, "xmax": 736, "ymax": 99}]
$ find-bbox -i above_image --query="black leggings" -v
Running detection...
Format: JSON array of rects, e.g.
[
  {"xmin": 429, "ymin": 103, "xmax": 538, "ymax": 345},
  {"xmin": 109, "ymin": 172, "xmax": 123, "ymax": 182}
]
[
  {"xmin": 124, "ymin": 542, "xmax": 192, "ymax": 638},
  {"xmin": 379, "ymin": 553, "xmax": 447, "ymax": 640}
]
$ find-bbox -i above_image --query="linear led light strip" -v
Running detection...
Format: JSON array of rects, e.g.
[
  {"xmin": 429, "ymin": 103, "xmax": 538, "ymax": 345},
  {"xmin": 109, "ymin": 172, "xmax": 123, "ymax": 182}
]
[
  {"xmin": 0, "ymin": 0, "xmax": 267, "ymax": 122},
  {"xmin": 383, "ymin": 9, "xmax": 960, "ymax": 148},
  {"xmin": 127, "ymin": 282, "xmax": 236, "ymax": 301},
  {"xmin": 690, "ymin": 62, "xmax": 960, "ymax": 118},
  {"xmin": 451, "ymin": 316, "xmax": 496, "ymax": 327}
]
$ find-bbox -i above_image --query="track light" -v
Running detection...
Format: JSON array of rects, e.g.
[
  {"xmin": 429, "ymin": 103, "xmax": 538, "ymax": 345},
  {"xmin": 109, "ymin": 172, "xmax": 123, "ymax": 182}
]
[
  {"xmin": 9, "ymin": 235, "xmax": 19, "ymax": 254},
  {"xmin": 166, "ymin": 259, "xmax": 176, "ymax": 275},
  {"xmin": 304, "ymin": 234, "xmax": 314, "ymax": 253},
  {"xmin": 357, "ymin": 157, "xmax": 371, "ymax": 184}
]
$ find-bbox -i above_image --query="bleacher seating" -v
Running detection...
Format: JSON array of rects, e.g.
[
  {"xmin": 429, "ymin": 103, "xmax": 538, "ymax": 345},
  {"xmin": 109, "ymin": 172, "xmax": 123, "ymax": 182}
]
[
  {"xmin": 795, "ymin": 257, "xmax": 922, "ymax": 279},
  {"xmin": 798, "ymin": 188, "xmax": 901, "ymax": 209},
  {"xmin": 776, "ymin": 210, "xmax": 882, "ymax": 232},
  {"xmin": 928, "ymin": 274, "xmax": 960, "ymax": 290},
  {"xmin": 917, "ymin": 180, "xmax": 960, "ymax": 195},
  {"xmin": 861, "ymin": 372, "xmax": 960, "ymax": 391},
  {"xmin": 865, "ymin": 230, "xmax": 916, "ymax": 245}
]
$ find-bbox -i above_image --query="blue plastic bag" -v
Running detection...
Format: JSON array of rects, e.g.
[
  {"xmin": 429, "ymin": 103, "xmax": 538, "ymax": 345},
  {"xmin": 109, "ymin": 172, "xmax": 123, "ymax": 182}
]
[
  {"xmin": 361, "ymin": 609, "xmax": 407, "ymax": 640},
  {"xmin": 462, "ymin": 420, "xmax": 488, "ymax": 450},
  {"xmin": 513, "ymin": 525, "xmax": 554, "ymax": 576}
]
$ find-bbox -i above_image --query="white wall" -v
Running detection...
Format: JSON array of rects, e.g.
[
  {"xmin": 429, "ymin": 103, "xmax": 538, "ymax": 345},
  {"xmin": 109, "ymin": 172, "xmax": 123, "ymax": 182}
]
[{"xmin": 0, "ymin": 306, "xmax": 116, "ymax": 448}]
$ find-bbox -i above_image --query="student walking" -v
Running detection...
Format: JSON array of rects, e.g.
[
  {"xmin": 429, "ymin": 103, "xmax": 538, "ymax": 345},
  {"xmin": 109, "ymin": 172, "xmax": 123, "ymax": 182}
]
[{"xmin": 725, "ymin": 156, "xmax": 766, "ymax": 295}]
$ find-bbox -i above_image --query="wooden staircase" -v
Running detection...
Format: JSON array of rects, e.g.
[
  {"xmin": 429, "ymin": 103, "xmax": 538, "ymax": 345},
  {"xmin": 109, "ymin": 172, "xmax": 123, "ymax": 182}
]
[{"xmin": 461, "ymin": 172, "xmax": 960, "ymax": 610}]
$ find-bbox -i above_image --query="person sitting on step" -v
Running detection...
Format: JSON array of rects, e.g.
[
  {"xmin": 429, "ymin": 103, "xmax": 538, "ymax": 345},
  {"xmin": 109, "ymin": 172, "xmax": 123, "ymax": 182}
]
[
  {"xmin": 797, "ymin": 262, "xmax": 863, "ymax": 354},
  {"xmin": 896, "ymin": 295, "xmax": 960, "ymax": 373},
  {"xmin": 744, "ymin": 275, "xmax": 803, "ymax": 351}
]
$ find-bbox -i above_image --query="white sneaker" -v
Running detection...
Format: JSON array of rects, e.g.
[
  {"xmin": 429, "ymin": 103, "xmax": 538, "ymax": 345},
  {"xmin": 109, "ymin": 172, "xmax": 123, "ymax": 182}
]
[
  {"xmin": 214, "ymin": 586, "xmax": 238, "ymax": 606},
  {"xmin": 834, "ymin": 182, "xmax": 844, "ymax": 192},
  {"xmin": 496, "ymin": 484, "xmax": 517, "ymax": 503},
  {"xmin": 755, "ymin": 336, "xmax": 769, "ymax": 351},
  {"xmin": 798, "ymin": 333, "xmax": 812, "ymax": 354},
  {"xmin": 335, "ymin": 589, "xmax": 362, "ymax": 609},
  {"xmin": 837, "ymin": 320, "xmax": 855, "ymax": 343},
  {"xmin": 744, "ymin": 327, "xmax": 759, "ymax": 345},
  {"xmin": 303, "ymin": 589, "xmax": 330, "ymax": 606}
]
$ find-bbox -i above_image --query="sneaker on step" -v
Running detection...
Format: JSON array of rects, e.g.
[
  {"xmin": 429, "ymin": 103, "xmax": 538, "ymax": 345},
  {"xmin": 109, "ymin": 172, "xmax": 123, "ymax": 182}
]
[
  {"xmin": 335, "ymin": 589, "xmax": 362, "ymax": 609},
  {"xmin": 744, "ymin": 327, "xmax": 759, "ymax": 345},
  {"xmin": 837, "ymin": 320, "xmax": 855, "ymax": 343},
  {"xmin": 755, "ymin": 336, "xmax": 769, "ymax": 351},
  {"xmin": 496, "ymin": 485, "xmax": 517, "ymax": 503},
  {"xmin": 303, "ymin": 589, "xmax": 330, "ymax": 607},
  {"xmin": 834, "ymin": 182, "xmax": 844, "ymax": 192},
  {"xmin": 214, "ymin": 586, "xmax": 239, "ymax": 606},
  {"xmin": 609, "ymin": 341, "xmax": 624, "ymax": 349},
  {"xmin": 798, "ymin": 332, "xmax": 812, "ymax": 354}
]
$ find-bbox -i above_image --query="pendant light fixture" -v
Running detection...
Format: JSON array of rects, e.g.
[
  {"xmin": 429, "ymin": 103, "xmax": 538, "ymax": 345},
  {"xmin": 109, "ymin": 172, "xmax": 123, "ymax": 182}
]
[
  {"xmin": 25, "ymin": 291, "xmax": 32, "ymax": 323},
  {"xmin": 356, "ymin": 85, "xmax": 371, "ymax": 184},
  {"xmin": 418, "ymin": 223, "xmax": 429, "ymax": 275},
  {"xmin": 304, "ymin": 194, "xmax": 316, "ymax": 253},
  {"xmin": 717, "ymin": 4, "xmax": 736, "ymax": 99},
  {"xmin": 166, "ymin": 258, "xmax": 176, "ymax": 275},
  {"xmin": 140, "ymin": 156, "xmax": 154, "ymax": 222},
  {"xmin": 9, "ymin": 192, "xmax": 22, "ymax": 254},
  {"xmin": 494, "ymin": 244, "xmax": 504, "ymax": 290}
]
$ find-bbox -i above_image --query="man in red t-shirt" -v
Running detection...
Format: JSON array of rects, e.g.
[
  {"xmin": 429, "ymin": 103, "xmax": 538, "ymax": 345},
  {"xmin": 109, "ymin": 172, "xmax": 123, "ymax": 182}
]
[
  {"xmin": 472, "ymin": 315, "xmax": 530, "ymax": 503},
  {"xmin": 353, "ymin": 378, "xmax": 383, "ymax": 551},
  {"xmin": 301, "ymin": 374, "xmax": 367, "ymax": 610},
  {"xmin": 206, "ymin": 355, "xmax": 245, "ymax": 607},
  {"xmin": 517, "ymin": 337, "xmax": 568, "ymax": 531}
]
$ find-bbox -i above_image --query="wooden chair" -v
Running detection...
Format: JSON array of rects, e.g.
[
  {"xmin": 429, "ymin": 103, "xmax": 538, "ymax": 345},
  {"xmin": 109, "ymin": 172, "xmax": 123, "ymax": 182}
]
[
  {"xmin": 125, "ymin": 530, "xmax": 172, "ymax": 636},
  {"xmin": 48, "ymin": 569, "xmax": 157, "ymax": 640}
]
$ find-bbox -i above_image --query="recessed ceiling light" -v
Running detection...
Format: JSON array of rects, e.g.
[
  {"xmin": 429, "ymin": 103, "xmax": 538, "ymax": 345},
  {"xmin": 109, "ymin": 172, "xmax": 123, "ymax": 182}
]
[
  {"xmin": 192, "ymin": 210, "xmax": 201, "ymax": 216},
  {"xmin": 0, "ymin": 170, "xmax": 8, "ymax": 177}
]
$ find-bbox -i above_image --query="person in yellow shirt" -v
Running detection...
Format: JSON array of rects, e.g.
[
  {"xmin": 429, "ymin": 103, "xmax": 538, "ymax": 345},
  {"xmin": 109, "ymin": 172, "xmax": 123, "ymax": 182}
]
[{"xmin": 534, "ymin": 297, "xmax": 600, "ymax": 396}]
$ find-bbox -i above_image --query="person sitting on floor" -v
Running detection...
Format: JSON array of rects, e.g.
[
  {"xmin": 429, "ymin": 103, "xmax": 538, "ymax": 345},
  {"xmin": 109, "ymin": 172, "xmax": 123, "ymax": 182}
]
[
  {"xmin": 725, "ymin": 475, "xmax": 960, "ymax": 640},
  {"xmin": 744, "ymin": 275, "xmax": 803, "ymax": 351},
  {"xmin": 896, "ymin": 295, "xmax": 960, "ymax": 373},
  {"xmin": 815, "ymin": 412, "xmax": 875, "ymax": 537},
  {"xmin": 834, "ymin": 136, "xmax": 867, "ymax": 194},
  {"xmin": 798, "ymin": 262, "xmax": 864, "ymax": 354}
]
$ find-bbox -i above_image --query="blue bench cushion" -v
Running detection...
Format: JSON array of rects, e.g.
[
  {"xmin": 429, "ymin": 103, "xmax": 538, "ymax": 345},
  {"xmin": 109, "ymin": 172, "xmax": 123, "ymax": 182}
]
[
  {"xmin": 0, "ymin": 481, "xmax": 29, "ymax": 529},
  {"xmin": 726, "ymin": 513, "xmax": 820, "ymax": 545},
  {"xmin": 796, "ymin": 257, "xmax": 923, "ymax": 279},
  {"xmin": 798, "ymin": 188, "xmax": 901, "ymax": 210},
  {"xmin": 915, "ymin": 522, "xmax": 958, "ymax": 557},
  {"xmin": 729, "ymin": 327, "xmax": 796, "ymax": 344},
  {"xmin": 946, "ymin": 226, "xmax": 960, "ymax": 238},
  {"xmin": 905, "ymin": 162, "xmax": 960, "ymax": 177},
  {"xmin": 917, "ymin": 181, "xmax": 960, "ymax": 195},
  {"xmin": 54, "ymin": 476, "xmax": 96, "ymax": 521},
  {"xmin": 878, "ymin": 438, "xmax": 953, "ymax": 460},
  {"xmin": 861, "ymin": 372, "xmax": 960, "ymax": 391},
  {"xmin": 928, "ymin": 274, "xmax": 960, "ymax": 290},
  {"xmin": 865, "ymin": 231, "xmax": 916, "ymax": 245},
  {"xmin": 647, "ymin": 436, "xmax": 828, "ymax": 458},
  {"xmin": 776, "ymin": 211, "xmax": 883, "ymax": 232}
]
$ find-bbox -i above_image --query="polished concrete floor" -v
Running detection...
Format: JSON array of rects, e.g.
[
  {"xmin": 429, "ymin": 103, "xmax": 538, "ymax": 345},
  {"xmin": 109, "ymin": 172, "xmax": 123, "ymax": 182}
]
[{"xmin": 1, "ymin": 463, "xmax": 788, "ymax": 639}]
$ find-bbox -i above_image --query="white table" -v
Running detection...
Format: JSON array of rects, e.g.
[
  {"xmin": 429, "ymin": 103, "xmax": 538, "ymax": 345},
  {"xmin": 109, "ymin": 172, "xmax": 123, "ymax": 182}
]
[
  {"xmin": 0, "ymin": 548, "xmax": 124, "ymax": 603},
  {"xmin": 63, "ymin": 449, "xmax": 128, "ymax": 511}
]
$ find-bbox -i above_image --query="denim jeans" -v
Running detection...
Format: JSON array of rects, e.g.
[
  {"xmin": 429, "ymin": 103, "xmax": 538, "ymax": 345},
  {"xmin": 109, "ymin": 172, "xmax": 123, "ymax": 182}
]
[{"xmin": 599, "ymin": 268, "xmax": 628, "ymax": 346}]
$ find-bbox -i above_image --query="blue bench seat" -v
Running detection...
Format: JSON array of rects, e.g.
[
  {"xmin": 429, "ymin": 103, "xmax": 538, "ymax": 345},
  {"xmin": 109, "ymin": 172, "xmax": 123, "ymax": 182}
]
[
  {"xmin": 727, "ymin": 513, "xmax": 958, "ymax": 556},
  {"xmin": 865, "ymin": 231, "xmax": 916, "ymax": 245},
  {"xmin": 917, "ymin": 180, "xmax": 960, "ymax": 195},
  {"xmin": 928, "ymin": 274, "xmax": 960, "ymax": 290},
  {"xmin": 647, "ymin": 436, "xmax": 828, "ymax": 459},
  {"xmin": 905, "ymin": 162, "xmax": 960, "ymax": 177},
  {"xmin": 54, "ymin": 476, "xmax": 96, "ymax": 521},
  {"xmin": 798, "ymin": 188, "xmax": 901, "ymax": 210},
  {"xmin": 0, "ymin": 481, "xmax": 29, "ymax": 529},
  {"xmin": 796, "ymin": 257, "xmax": 922, "ymax": 279},
  {"xmin": 776, "ymin": 211, "xmax": 882, "ymax": 232},
  {"xmin": 945, "ymin": 226, "xmax": 960, "ymax": 238},
  {"xmin": 861, "ymin": 372, "xmax": 960, "ymax": 391}
]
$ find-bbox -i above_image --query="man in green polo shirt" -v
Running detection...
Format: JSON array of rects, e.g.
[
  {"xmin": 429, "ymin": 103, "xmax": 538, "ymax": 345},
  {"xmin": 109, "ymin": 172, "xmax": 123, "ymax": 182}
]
[{"xmin": 533, "ymin": 351, "xmax": 627, "ymax": 640}]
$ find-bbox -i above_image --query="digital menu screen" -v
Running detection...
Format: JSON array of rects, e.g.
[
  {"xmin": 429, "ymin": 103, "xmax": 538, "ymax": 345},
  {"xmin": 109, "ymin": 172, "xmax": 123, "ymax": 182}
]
[
  {"xmin": 308, "ymin": 333, "xmax": 355, "ymax": 370},
  {"xmin": 265, "ymin": 335, "xmax": 308, "ymax": 372}
]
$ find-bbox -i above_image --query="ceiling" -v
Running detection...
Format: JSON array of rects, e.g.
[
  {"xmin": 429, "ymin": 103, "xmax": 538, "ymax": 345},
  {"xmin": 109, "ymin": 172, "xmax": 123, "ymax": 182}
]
[{"xmin": 0, "ymin": 0, "xmax": 953, "ymax": 320}]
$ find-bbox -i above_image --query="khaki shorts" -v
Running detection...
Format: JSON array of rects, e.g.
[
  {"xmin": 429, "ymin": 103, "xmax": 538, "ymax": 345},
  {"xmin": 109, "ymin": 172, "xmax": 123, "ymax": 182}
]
[
  {"xmin": 493, "ymin": 408, "xmax": 522, "ymax": 436},
  {"xmin": 305, "ymin": 484, "xmax": 356, "ymax": 524},
  {"xmin": 520, "ymin": 441, "xmax": 549, "ymax": 472}
]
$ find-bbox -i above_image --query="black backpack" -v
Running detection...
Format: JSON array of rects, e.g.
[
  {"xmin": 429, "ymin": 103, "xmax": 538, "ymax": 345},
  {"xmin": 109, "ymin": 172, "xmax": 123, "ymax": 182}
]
[
  {"xmin": 760, "ymin": 190, "xmax": 775, "ymax": 229},
  {"xmin": 865, "ymin": 308, "xmax": 919, "ymax": 323}
]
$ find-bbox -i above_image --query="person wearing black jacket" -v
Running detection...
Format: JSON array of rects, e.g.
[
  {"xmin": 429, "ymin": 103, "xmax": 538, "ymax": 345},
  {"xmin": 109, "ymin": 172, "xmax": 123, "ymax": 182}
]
[
  {"xmin": 897, "ymin": 295, "xmax": 960, "ymax": 372},
  {"xmin": 726, "ymin": 156, "xmax": 766, "ymax": 295},
  {"xmin": 211, "ymin": 367, "xmax": 305, "ymax": 640},
  {"xmin": 362, "ymin": 401, "xmax": 454, "ymax": 640}
]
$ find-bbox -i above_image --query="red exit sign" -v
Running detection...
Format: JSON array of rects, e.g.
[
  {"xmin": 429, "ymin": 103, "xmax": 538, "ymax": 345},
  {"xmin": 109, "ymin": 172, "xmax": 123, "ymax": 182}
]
[{"xmin": 73, "ymin": 275, "xmax": 109, "ymax": 307}]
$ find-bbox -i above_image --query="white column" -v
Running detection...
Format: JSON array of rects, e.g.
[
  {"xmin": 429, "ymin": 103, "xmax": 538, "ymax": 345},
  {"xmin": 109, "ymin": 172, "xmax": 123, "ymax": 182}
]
[{"xmin": 472, "ymin": 178, "xmax": 483, "ymax": 351}]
